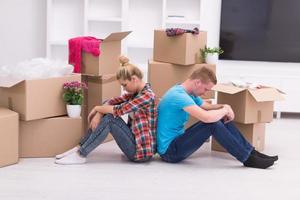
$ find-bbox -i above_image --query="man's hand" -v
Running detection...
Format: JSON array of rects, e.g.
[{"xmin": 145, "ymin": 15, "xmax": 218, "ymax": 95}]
[
  {"xmin": 223, "ymin": 104, "xmax": 235, "ymax": 123},
  {"xmin": 89, "ymin": 112, "xmax": 103, "ymax": 131}
]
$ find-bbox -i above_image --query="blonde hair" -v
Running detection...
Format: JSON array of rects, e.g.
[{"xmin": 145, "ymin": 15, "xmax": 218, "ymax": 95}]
[
  {"xmin": 189, "ymin": 66, "xmax": 217, "ymax": 84},
  {"xmin": 116, "ymin": 56, "xmax": 143, "ymax": 81}
]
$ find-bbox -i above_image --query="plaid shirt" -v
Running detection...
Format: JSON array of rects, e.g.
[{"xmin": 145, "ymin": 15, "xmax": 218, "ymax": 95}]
[{"xmin": 107, "ymin": 83, "xmax": 157, "ymax": 161}]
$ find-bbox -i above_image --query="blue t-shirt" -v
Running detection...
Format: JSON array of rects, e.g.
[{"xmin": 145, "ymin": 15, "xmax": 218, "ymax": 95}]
[{"xmin": 157, "ymin": 85, "xmax": 203, "ymax": 155}]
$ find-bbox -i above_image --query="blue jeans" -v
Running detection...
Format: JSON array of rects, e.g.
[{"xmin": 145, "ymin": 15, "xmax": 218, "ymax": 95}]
[
  {"xmin": 78, "ymin": 114, "xmax": 137, "ymax": 161},
  {"xmin": 160, "ymin": 120, "xmax": 254, "ymax": 163}
]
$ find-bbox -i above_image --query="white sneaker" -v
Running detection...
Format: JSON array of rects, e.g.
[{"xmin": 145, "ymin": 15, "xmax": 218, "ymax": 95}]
[
  {"xmin": 55, "ymin": 146, "xmax": 80, "ymax": 159},
  {"xmin": 55, "ymin": 151, "xmax": 86, "ymax": 165}
]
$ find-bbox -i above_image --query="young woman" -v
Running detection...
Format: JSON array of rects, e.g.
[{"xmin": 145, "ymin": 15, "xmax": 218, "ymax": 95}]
[{"xmin": 55, "ymin": 56, "xmax": 157, "ymax": 164}]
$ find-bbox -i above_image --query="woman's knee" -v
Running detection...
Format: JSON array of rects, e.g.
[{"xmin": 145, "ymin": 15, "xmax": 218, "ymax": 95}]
[{"xmin": 101, "ymin": 113, "xmax": 114, "ymax": 123}]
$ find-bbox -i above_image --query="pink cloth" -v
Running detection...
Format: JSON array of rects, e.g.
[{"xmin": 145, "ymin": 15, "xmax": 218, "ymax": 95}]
[{"xmin": 68, "ymin": 36, "xmax": 102, "ymax": 73}]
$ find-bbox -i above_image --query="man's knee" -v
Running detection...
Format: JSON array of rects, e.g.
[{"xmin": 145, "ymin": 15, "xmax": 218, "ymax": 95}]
[{"xmin": 209, "ymin": 120, "xmax": 224, "ymax": 131}]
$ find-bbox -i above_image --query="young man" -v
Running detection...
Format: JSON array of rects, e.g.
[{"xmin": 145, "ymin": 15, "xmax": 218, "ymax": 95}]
[{"xmin": 157, "ymin": 67, "xmax": 278, "ymax": 169}]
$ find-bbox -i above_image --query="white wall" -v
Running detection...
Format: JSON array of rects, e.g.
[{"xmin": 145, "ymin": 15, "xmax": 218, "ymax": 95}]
[{"xmin": 0, "ymin": 0, "xmax": 46, "ymax": 66}]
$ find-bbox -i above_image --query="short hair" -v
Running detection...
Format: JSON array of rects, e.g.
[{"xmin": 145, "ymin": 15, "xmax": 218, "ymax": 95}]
[
  {"xmin": 189, "ymin": 66, "xmax": 217, "ymax": 84},
  {"xmin": 116, "ymin": 56, "xmax": 143, "ymax": 81}
]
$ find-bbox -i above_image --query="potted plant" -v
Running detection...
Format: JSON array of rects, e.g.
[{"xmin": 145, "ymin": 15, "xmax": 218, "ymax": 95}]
[
  {"xmin": 200, "ymin": 46, "xmax": 224, "ymax": 64},
  {"xmin": 62, "ymin": 81, "xmax": 87, "ymax": 118}
]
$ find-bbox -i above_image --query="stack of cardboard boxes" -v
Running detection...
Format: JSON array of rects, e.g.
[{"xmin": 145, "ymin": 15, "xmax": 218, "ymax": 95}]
[
  {"xmin": 80, "ymin": 31, "xmax": 131, "ymax": 138},
  {"xmin": 212, "ymin": 84, "xmax": 284, "ymax": 152},
  {"xmin": 0, "ymin": 31, "xmax": 131, "ymax": 168},
  {"xmin": 0, "ymin": 74, "xmax": 82, "ymax": 167},
  {"xmin": 148, "ymin": 29, "xmax": 215, "ymax": 128}
]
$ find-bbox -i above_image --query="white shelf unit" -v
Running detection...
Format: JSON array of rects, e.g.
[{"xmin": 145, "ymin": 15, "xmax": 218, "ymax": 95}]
[
  {"xmin": 47, "ymin": 0, "xmax": 204, "ymax": 66},
  {"xmin": 163, "ymin": 0, "xmax": 201, "ymax": 29},
  {"xmin": 46, "ymin": 0, "xmax": 128, "ymax": 61}
]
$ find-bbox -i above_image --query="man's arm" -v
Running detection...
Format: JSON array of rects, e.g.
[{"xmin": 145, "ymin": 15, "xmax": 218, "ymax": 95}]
[
  {"xmin": 200, "ymin": 101, "xmax": 224, "ymax": 111},
  {"xmin": 184, "ymin": 104, "xmax": 232, "ymax": 123}
]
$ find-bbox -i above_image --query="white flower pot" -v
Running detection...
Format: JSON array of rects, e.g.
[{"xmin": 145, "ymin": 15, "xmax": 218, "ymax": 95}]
[
  {"xmin": 66, "ymin": 105, "xmax": 81, "ymax": 118},
  {"xmin": 205, "ymin": 53, "xmax": 219, "ymax": 64}
]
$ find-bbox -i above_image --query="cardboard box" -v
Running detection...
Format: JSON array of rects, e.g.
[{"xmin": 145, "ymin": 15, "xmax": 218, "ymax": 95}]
[
  {"xmin": 81, "ymin": 31, "xmax": 131, "ymax": 76},
  {"xmin": 0, "ymin": 107, "xmax": 19, "ymax": 168},
  {"xmin": 20, "ymin": 117, "xmax": 83, "ymax": 157},
  {"xmin": 82, "ymin": 74, "xmax": 121, "ymax": 113},
  {"xmin": 0, "ymin": 74, "xmax": 81, "ymax": 121},
  {"xmin": 148, "ymin": 60, "xmax": 215, "ymax": 99},
  {"xmin": 153, "ymin": 29, "xmax": 207, "ymax": 65},
  {"xmin": 81, "ymin": 74, "xmax": 120, "ymax": 135},
  {"xmin": 213, "ymin": 84, "xmax": 284, "ymax": 123},
  {"xmin": 211, "ymin": 122, "xmax": 266, "ymax": 152}
]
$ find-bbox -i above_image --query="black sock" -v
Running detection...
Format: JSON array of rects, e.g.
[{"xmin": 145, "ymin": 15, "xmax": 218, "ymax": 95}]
[
  {"xmin": 251, "ymin": 149, "xmax": 278, "ymax": 162},
  {"xmin": 243, "ymin": 154, "xmax": 274, "ymax": 169}
]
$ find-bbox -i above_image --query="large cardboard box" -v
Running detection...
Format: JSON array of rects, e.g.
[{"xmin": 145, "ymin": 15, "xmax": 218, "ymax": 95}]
[
  {"xmin": 0, "ymin": 107, "xmax": 19, "ymax": 167},
  {"xmin": 211, "ymin": 122, "xmax": 266, "ymax": 152},
  {"xmin": 153, "ymin": 29, "xmax": 207, "ymax": 65},
  {"xmin": 20, "ymin": 117, "xmax": 84, "ymax": 157},
  {"xmin": 148, "ymin": 60, "xmax": 215, "ymax": 99},
  {"xmin": 81, "ymin": 31, "xmax": 131, "ymax": 76},
  {"xmin": 213, "ymin": 84, "xmax": 284, "ymax": 124},
  {"xmin": 0, "ymin": 74, "xmax": 81, "ymax": 121},
  {"xmin": 81, "ymin": 74, "xmax": 120, "ymax": 137}
]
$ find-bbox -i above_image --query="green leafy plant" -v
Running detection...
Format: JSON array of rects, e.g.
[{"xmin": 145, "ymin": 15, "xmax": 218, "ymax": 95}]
[
  {"xmin": 200, "ymin": 46, "xmax": 224, "ymax": 58},
  {"xmin": 62, "ymin": 81, "xmax": 87, "ymax": 105}
]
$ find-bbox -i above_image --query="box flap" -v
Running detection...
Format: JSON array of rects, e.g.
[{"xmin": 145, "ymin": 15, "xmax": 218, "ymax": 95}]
[
  {"xmin": 103, "ymin": 31, "xmax": 132, "ymax": 42},
  {"xmin": 0, "ymin": 77, "xmax": 24, "ymax": 88},
  {"xmin": 212, "ymin": 84, "xmax": 246, "ymax": 94},
  {"xmin": 248, "ymin": 87, "xmax": 285, "ymax": 102}
]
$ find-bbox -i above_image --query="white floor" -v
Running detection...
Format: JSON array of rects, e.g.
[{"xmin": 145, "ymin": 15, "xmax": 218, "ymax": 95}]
[{"xmin": 1, "ymin": 115, "xmax": 300, "ymax": 200}]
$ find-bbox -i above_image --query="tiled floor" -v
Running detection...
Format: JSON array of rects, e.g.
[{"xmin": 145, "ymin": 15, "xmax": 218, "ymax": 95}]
[{"xmin": 0, "ymin": 115, "xmax": 300, "ymax": 200}]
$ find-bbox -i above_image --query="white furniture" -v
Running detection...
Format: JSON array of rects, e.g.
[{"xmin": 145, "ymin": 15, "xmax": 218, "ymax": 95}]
[{"xmin": 46, "ymin": 0, "xmax": 204, "ymax": 66}]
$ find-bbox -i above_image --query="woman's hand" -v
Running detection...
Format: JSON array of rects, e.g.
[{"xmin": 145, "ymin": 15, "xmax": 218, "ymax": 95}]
[
  {"xmin": 88, "ymin": 107, "xmax": 98, "ymax": 124},
  {"xmin": 89, "ymin": 112, "xmax": 103, "ymax": 131}
]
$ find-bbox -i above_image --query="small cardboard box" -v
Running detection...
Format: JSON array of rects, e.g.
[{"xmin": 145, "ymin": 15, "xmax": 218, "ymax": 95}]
[
  {"xmin": 148, "ymin": 60, "xmax": 215, "ymax": 99},
  {"xmin": 153, "ymin": 29, "xmax": 207, "ymax": 65},
  {"xmin": 0, "ymin": 74, "xmax": 81, "ymax": 121},
  {"xmin": 211, "ymin": 122, "xmax": 266, "ymax": 152},
  {"xmin": 213, "ymin": 84, "xmax": 284, "ymax": 123},
  {"xmin": 0, "ymin": 107, "xmax": 19, "ymax": 168},
  {"xmin": 81, "ymin": 31, "xmax": 131, "ymax": 76},
  {"xmin": 81, "ymin": 74, "xmax": 121, "ymax": 134},
  {"xmin": 20, "ymin": 117, "xmax": 84, "ymax": 158}
]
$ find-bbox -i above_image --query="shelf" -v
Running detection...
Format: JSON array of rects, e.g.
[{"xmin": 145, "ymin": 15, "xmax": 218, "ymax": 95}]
[
  {"xmin": 88, "ymin": 21, "xmax": 122, "ymax": 39},
  {"xmin": 87, "ymin": 17, "xmax": 123, "ymax": 23},
  {"xmin": 127, "ymin": 0, "xmax": 162, "ymax": 49},
  {"xmin": 49, "ymin": 40, "xmax": 68, "ymax": 46},
  {"xmin": 51, "ymin": 0, "xmax": 84, "ymax": 42},
  {"xmin": 166, "ymin": 0, "xmax": 201, "ymax": 21},
  {"xmin": 88, "ymin": 0, "xmax": 122, "ymax": 18},
  {"xmin": 165, "ymin": 19, "xmax": 200, "ymax": 25}
]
